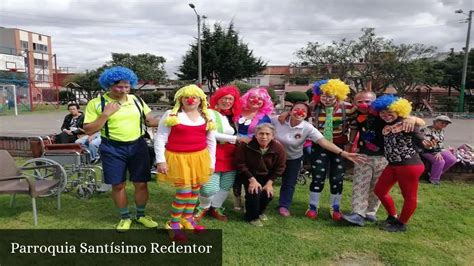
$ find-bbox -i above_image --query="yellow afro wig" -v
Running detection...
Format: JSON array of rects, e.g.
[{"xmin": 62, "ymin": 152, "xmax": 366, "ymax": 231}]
[
  {"xmin": 165, "ymin": 84, "xmax": 215, "ymax": 130},
  {"xmin": 320, "ymin": 79, "xmax": 350, "ymax": 101},
  {"xmin": 388, "ymin": 98, "xmax": 412, "ymax": 118},
  {"xmin": 372, "ymin": 94, "xmax": 412, "ymax": 118}
]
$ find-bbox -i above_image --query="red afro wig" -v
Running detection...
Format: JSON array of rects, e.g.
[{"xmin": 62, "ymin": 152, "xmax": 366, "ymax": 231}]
[{"xmin": 210, "ymin": 85, "xmax": 242, "ymax": 123}]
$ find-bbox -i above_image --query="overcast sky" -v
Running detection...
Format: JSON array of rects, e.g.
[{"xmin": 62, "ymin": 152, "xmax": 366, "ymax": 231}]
[{"xmin": 1, "ymin": 0, "xmax": 473, "ymax": 78}]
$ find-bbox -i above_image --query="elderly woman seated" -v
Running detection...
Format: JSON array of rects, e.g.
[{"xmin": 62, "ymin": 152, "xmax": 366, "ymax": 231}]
[
  {"xmin": 421, "ymin": 115, "xmax": 457, "ymax": 185},
  {"xmin": 235, "ymin": 123, "xmax": 287, "ymax": 226}
]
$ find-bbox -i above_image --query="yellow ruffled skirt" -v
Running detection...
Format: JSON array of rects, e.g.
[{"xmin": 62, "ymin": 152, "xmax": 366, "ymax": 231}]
[{"xmin": 158, "ymin": 149, "xmax": 211, "ymax": 187}]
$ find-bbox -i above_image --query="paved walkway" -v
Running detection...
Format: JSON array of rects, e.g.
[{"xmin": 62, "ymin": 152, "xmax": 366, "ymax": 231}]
[{"xmin": 0, "ymin": 112, "xmax": 473, "ymax": 148}]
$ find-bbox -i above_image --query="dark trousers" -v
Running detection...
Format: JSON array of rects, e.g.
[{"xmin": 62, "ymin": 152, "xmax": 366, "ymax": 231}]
[
  {"xmin": 278, "ymin": 157, "xmax": 303, "ymax": 209},
  {"xmin": 310, "ymin": 144, "xmax": 345, "ymax": 194},
  {"xmin": 244, "ymin": 178, "xmax": 273, "ymax": 221},
  {"xmin": 55, "ymin": 132, "xmax": 77, "ymax": 144}
]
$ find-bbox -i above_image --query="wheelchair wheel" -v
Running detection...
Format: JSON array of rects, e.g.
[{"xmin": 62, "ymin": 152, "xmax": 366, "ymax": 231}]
[
  {"xmin": 76, "ymin": 185, "xmax": 93, "ymax": 200},
  {"xmin": 22, "ymin": 158, "xmax": 68, "ymax": 197},
  {"xmin": 297, "ymin": 172, "xmax": 307, "ymax": 185}
]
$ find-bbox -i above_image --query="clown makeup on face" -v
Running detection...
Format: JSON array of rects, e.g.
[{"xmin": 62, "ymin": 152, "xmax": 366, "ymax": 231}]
[
  {"xmin": 290, "ymin": 103, "xmax": 309, "ymax": 122},
  {"xmin": 380, "ymin": 110, "xmax": 398, "ymax": 123},
  {"xmin": 217, "ymin": 94, "xmax": 235, "ymax": 111},
  {"xmin": 181, "ymin": 96, "xmax": 201, "ymax": 110},
  {"xmin": 320, "ymin": 93, "xmax": 337, "ymax": 107},
  {"xmin": 354, "ymin": 92, "xmax": 376, "ymax": 114},
  {"xmin": 248, "ymin": 94, "xmax": 264, "ymax": 109},
  {"xmin": 110, "ymin": 80, "xmax": 131, "ymax": 99}
]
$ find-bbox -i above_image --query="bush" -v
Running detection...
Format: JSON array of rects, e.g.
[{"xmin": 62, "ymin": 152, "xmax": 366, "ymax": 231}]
[
  {"xmin": 59, "ymin": 91, "xmax": 76, "ymax": 104},
  {"xmin": 138, "ymin": 91, "xmax": 165, "ymax": 104},
  {"xmin": 284, "ymin": 91, "xmax": 309, "ymax": 103}
]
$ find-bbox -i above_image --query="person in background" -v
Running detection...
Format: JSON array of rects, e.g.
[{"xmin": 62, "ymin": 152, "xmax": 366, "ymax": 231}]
[
  {"xmin": 83, "ymin": 66, "xmax": 159, "ymax": 232},
  {"xmin": 75, "ymin": 132, "xmax": 101, "ymax": 163},
  {"xmin": 56, "ymin": 103, "xmax": 85, "ymax": 144},
  {"xmin": 233, "ymin": 87, "xmax": 274, "ymax": 211},
  {"xmin": 421, "ymin": 115, "xmax": 457, "ymax": 185},
  {"xmin": 235, "ymin": 123, "xmax": 286, "ymax": 226}
]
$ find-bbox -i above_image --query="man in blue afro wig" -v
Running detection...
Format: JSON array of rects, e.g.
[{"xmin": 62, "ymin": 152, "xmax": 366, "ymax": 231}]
[
  {"xmin": 98, "ymin": 66, "xmax": 139, "ymax": 90},
  {"xmin": 83, "ymin": 65, "xmax": 160, "ymax": 232}
]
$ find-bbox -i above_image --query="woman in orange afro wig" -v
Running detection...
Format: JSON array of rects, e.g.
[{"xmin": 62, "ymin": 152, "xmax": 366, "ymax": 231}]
[{"xmin": 195, "ymin": 86, "xmax": 245, "ymax": 222}]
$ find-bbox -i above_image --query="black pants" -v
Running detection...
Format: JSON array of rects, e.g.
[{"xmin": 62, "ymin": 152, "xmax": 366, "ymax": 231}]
[
  {"xmin": 310, "ymin": 144, "xmax": 346, "ymax": 194},
  {"xmin": 55, "ymin": 132, "xmax": 77, "ymax": 144},
  {"xmin": 244, "ymin": 178, "xmax": 273, "ymax": 221}
]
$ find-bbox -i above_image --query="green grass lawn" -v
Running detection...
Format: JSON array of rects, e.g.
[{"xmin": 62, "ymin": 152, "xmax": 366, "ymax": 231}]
[
  {"xmin": 1, "ymin": 172, "xmax": 473, "ymax": 265},
  {"xmin": 0, "ymin": 103, "xmax": 67, "ymax": 115}
]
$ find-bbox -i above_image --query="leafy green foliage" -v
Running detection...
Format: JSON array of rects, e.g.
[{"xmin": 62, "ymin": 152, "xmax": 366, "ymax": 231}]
[
  {"xmin": 109, "ymin": 53, "xmax": 167, "ymax": 84},
  {"xmin": 178, "ymin": 22, "xmax": 266, "ymax": 93}
]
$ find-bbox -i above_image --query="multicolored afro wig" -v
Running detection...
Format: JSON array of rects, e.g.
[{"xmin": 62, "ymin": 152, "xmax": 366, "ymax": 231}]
[
  {"xmin": 319, "ymin": 79, "xmax": 350, "ymax": 101},
  {"xmin": 240, "ymin": 87, "xmax": 274, "ymax": 135},
  {"xmin": 98, "ymin": 66, "xmax": 138, "ymax": 90},
  {"xmin": 371, "ymin": 94, "xmax": 412, "ymax": 118},
  {"xmin": 165, "ymin": 84, "xmax": 215, "ymax": 130},
  {"xmin": 210, "ymin": 85, "xmax": 242, "ymax": 123}
]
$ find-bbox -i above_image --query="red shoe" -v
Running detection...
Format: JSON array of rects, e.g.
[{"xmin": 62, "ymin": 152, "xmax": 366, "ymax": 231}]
[
  {"xmin": 193, "ymin": 206, "xmax": 209, "ymax": 222},
  {"xmin": 332, "ymin": 211, "xmax": 343, "ymax": 221},
  {"xmin": 305, "ymin": 209, "xmax": 318, "ymax": 220},
  {"xmin": 209, "ymin": 207, "xmax": 228, "ymax": 222}
]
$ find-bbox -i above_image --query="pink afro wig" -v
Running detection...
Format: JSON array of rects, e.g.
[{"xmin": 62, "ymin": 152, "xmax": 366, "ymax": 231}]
[
  {"xmin": 240, "ymin": 87, "xmax": 274, "ymax": 134},
  {"xmin": 210, "ymin": 85, "xmax": 242, "ymax": 123}
]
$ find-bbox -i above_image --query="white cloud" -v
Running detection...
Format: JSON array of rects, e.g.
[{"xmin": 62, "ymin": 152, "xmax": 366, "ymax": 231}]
[{"xmin": 0, "ymin": 0, "xmax": 472, "ymax": 78}]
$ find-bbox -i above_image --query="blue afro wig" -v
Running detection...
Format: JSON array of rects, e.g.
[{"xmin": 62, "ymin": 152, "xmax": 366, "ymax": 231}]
[
  {"xmin": 312, "ymin": 79, "xmax": 328, "ymax": 95},
  {"xmin": 98, "ymin": 66, "xmax": 138, "ymax": 90}
]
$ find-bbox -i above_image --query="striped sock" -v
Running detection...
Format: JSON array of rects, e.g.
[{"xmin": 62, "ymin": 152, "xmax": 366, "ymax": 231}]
[
  {"xmin": 170, "ymin": 187, "xmax": 192, "ymax": 223},
  {"xmin": 183, "ymin": 185, "xmax": 200, "ymax": 219},
  {"xmin": 119, "ymin": 207, "xmax": 130, "ymax": 219},
  {"xmin": 136, "ymin": 204, "xmax": 146, "ymax": 218}
]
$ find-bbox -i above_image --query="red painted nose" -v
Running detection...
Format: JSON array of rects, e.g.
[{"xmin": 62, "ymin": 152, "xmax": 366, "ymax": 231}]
[
  {"xmin": 186, "ymin": 98, "xmax": 195, "ymax": 105},
  {"xmin": 294, "ymin": 110, "xmax": 306, "ymax": 116},
  {"xmin": 250, "ymin": 99, "xmax": 260, "ymax": 105}
]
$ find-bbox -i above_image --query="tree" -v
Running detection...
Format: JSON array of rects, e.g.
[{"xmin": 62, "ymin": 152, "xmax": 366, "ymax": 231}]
[
  {"xmin": 178, "ymin": 22, "xmax": 266, "ymax": 93},
  {"xmin": 435, "ymin": 49, "xmax": 474, "ymax": 95},
  {"xmin": 108, "ymin": 53, "xmax": 167, "ymax": 85},
  {"xmin": 295, "ymin": 28, "xmax": 437, "ymax": 94},
  {"xmin": 66, "ymin": 68, "xmax": 104, "ymax": 100}
]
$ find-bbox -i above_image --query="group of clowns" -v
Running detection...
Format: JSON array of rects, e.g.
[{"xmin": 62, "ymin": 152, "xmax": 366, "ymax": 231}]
[{"xmin": 84, "ymin": 66, "xmax": 440, "ymax": 241}]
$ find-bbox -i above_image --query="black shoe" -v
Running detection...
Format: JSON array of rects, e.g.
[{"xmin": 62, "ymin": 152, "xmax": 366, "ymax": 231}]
[
  {"xmin": 380, "ymin": 219, "xmax": 407, "ymax": 232},
  {"xmin": 377, "ymin": 215, "xmax": 398, "ymax": 227}
]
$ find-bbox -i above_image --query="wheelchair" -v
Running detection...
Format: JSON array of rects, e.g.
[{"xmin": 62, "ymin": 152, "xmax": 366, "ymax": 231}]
[{"xmin": 27, "ymin": 136, "xmax": 104, "ymax": 199}]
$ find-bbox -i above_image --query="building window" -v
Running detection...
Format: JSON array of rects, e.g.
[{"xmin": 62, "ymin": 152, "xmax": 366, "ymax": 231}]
[
  {"xmin": 34, "ymin": 59, "xmax": 48, "ymax": 68},
  {"xmin": 33, "ymin": 43, "xmax": 48, "ymax": 53},
  {"xmin": 21, "ymin": 41, "xmax": 28, "ymax": 51},
  {"xmin": 35, "ymin": 74, "xmax": 49, "ymax": 82},
  {"xmin": 38, "ymin": 35, "xmax": 42, "ymax": 41}
]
